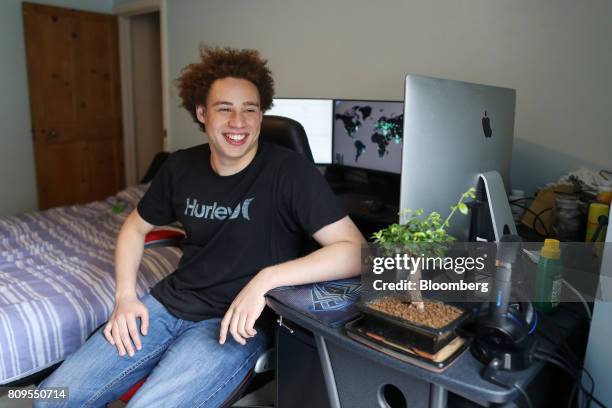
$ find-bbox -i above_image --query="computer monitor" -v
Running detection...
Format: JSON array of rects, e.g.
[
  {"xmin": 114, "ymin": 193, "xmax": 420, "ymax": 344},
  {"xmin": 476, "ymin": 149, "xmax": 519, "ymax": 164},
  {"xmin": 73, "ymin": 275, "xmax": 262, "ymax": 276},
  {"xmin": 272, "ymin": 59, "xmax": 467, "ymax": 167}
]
[
  {"xmin": 332, "ymin": 99, "xmax": 404, "ymax": 174},
  {"xmin": 399, "ymin": 74, "xmax": 516, "ymax": 241},
  {"xmin": 265, "ymin": 98, "xmax": 333, "ymax": 164}
]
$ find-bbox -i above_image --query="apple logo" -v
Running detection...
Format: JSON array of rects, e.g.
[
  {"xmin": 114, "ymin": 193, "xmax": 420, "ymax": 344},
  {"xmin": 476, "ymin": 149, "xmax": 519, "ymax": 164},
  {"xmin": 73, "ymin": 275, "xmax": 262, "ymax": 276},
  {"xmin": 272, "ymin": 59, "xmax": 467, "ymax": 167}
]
[{"xmin": 482, "ymin": 111, "xmax": 492, "ymax": 138}]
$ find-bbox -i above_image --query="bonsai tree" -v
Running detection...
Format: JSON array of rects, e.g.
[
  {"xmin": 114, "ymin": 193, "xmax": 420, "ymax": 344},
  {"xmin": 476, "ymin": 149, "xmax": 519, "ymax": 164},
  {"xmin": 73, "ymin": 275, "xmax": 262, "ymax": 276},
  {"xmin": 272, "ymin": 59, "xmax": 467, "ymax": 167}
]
[{"xmin": 371, "ymin": 188, "xmax": 476, "ymax": 308}]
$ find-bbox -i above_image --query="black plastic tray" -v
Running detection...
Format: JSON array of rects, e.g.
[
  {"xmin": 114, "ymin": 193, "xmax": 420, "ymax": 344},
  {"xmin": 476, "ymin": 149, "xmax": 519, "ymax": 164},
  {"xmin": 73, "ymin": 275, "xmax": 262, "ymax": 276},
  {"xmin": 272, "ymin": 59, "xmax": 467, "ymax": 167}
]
[
  {"xmin": 345, "ymin": 317, "xmax": 471, "ymax": 372},
  {"xmin": 358, "ymin": 295, "xmax": 470, "ymax": 354}
]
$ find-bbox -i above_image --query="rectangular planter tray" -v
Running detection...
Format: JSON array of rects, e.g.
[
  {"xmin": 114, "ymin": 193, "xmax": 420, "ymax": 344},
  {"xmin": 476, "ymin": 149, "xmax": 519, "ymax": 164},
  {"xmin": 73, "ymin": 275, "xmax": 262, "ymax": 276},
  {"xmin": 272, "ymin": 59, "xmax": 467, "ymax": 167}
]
[{"xmin": 358, "ymin": 295, "xmax": 471, "ymax": 354}]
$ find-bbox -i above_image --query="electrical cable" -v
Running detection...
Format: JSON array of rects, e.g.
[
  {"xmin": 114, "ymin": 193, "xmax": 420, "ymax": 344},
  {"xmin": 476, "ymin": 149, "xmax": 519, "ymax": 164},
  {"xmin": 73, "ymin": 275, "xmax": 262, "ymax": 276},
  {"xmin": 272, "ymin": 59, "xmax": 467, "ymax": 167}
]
[
  {"xmin": 514, "ymin": 202, "xmax": 549, "ymax": 236},
  {"xmin": 534, "ymin": 350, "xmax": 574, "ymax": 374},
  {"xmin": 584, "ymin": 368, "xmax": 596, "ymax": 408},
  {"xmin": 510, "ymin": 200, "xmax": 552, "ymax": 237},
  {"xmin": 534, "ymin": 353, "xmax": 606, "ymax": 408},
  {"xmin": 568, "ymin": 373, "xmax": 595, "ymax": 408},
  {"xmin": 536, "ymin": 321, "xmax": 597, "ymax": 407},
  {"xmin": 508, "ymin": 198, "xmax": 551, "ymax": 237},
  {"xmin": 513, "ymin": 383, "xmax": 534, "ymax": 408},
  {"xmin": 561, "ymin": 279, "xmax": 592, "ymax": 320},
  {"xmin": 535, "ymin": 207, "xmax": 553, "ymax": 236},
  {"xmin": 567, "ymin": 381, "xmax": 578, "ymax": 408},
  {"xmin": 535, "ymin": 320, "xmax": 596, "ymax": 395},
  {"xmin": 536, "ymin": 319, "xmax": 596, "ymax": 392}
]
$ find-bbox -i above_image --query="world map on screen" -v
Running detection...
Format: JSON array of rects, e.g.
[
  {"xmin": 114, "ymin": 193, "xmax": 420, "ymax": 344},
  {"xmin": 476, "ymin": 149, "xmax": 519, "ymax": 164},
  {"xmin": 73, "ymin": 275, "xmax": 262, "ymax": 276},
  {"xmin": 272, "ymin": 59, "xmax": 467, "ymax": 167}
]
[{"xmin": 334, "ymin": 105, "xmax": 403, "ymax": 162}]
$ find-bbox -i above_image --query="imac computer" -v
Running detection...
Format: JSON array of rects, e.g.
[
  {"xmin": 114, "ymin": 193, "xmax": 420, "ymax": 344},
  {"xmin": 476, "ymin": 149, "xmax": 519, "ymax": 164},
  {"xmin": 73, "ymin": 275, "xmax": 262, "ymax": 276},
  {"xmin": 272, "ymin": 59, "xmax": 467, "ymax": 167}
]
[
  {"xmin": 332, "ymin": 99, "xmax": 404, "ymax": 174},
  {"xmin": 399, "ymin": 74, "xmax": 516, "ymax": 241},
  {"xmin": 265, "ymin": 98, "xmax": 333, "ymax": 164}
]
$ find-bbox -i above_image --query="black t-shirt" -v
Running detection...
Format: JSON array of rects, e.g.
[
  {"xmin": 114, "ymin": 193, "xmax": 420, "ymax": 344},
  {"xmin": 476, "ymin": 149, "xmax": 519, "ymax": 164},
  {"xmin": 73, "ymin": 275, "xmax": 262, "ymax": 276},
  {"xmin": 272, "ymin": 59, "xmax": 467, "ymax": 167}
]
[{"xmin": 137, "ymin": 142, "xmax": 346, "ymax": 321}]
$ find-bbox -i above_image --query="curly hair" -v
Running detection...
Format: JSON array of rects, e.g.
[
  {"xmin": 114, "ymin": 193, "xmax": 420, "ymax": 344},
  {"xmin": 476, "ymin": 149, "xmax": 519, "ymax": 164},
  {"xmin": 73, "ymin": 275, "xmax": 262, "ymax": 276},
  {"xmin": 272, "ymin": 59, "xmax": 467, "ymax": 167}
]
[{"xmin": 176, "ymin": 45, "xmax": 275, "ymax": 132}]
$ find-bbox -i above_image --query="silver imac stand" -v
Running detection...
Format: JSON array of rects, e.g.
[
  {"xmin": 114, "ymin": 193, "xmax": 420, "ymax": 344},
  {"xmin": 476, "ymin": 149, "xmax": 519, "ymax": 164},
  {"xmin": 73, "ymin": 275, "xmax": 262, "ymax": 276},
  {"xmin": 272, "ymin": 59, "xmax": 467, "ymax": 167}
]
[{"xmin": 479, "ymin": 171, "xmax": 517, "ymax": 241}]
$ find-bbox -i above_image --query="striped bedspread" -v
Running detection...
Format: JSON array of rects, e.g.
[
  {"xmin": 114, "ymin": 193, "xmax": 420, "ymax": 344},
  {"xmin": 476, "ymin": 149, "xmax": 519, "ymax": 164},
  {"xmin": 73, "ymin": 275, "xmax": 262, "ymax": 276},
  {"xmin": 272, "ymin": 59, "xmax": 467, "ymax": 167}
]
[{"xmin": 0, "ymin": 185, "xmax": 181, "ymax": 384}]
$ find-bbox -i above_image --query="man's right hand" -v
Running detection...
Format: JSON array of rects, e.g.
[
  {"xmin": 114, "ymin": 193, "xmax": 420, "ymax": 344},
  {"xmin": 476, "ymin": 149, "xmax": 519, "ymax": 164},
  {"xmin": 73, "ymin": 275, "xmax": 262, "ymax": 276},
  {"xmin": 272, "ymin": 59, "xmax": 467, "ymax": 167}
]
[{"xmin": 103, "ymin": 295, "xmax": 149, "ymax": 357}]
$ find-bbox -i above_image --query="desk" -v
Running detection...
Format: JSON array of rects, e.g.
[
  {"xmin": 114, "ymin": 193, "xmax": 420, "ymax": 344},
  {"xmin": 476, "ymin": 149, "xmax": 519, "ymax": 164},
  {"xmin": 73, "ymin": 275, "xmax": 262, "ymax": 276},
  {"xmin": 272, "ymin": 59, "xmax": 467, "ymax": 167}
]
[{"xmin": 267, "ymin": 297, "xmax": 584, "ymax": 408}]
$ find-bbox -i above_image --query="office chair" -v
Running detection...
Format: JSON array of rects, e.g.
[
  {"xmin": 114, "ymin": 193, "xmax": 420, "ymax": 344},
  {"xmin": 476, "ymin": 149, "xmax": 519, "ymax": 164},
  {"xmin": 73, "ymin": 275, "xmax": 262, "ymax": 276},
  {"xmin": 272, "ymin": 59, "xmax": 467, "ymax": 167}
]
[
  {"xmin": 259, "ymin": 115, "xmax": 314, "ymax": 163},
  {"xmin": 116, "ymin": 115, "xmax": 313, "ymax": 407}
]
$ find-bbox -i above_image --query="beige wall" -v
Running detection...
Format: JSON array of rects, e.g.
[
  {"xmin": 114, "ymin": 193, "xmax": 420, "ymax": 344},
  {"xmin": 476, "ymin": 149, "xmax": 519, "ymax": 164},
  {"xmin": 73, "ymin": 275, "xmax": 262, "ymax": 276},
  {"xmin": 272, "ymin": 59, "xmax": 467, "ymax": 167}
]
[
  {"xmin": 163, "ymin": 0, "xmax": 611, "ymax": 193},
  {"xmin": 131, "ymin": 11, "xmax": 164, "ymax": 181},
  {"xmin": 4, "ymin": 0, "xmax": 610, "ymax": 216}
]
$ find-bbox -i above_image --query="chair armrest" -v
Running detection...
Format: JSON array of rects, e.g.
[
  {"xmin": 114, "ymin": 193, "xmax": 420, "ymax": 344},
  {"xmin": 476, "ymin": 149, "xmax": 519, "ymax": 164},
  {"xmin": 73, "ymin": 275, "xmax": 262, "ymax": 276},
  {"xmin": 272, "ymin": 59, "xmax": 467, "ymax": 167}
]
[{"xmin": 254, "ymin": 348, "xmax": 275, "ymax": 374}]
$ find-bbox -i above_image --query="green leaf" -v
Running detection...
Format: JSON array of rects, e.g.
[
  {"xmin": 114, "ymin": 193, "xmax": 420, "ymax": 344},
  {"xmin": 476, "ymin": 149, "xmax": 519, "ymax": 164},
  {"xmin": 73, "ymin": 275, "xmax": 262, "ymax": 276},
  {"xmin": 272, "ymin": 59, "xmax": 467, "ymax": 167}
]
[
  {"xmin": 111, "ymin": 201, "xmax": 125, "ymax": 214},
  {"xmin": 458, "ymin": 202, "xmax": 468, "ymax": 215}
]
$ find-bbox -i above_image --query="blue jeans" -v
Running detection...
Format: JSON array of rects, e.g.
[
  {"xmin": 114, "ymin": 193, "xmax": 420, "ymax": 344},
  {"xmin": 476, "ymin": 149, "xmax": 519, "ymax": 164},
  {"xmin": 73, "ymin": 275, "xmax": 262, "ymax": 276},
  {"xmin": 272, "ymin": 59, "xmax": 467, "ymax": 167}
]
[{"xmin": 35, "ymin": 294, "xmax": 271, "ymax": 408}]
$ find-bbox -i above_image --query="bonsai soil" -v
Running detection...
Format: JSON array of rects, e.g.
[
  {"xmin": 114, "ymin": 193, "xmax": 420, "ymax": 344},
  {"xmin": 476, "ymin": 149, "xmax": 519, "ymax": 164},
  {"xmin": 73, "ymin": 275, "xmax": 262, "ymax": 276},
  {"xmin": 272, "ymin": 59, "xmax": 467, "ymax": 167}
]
[{"xmin": 367, "ymin": 297, "xmax": 462, "ymax": 329}]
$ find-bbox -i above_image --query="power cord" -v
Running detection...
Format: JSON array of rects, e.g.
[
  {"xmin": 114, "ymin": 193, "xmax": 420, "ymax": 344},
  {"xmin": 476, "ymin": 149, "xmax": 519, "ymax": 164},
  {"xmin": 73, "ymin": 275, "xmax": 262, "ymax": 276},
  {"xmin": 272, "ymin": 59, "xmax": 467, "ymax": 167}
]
[
  {"xmin": 536, "ymin": 316, "xmax": 597, "ymax": 408},
  {"xmin": 560, "ymin": 280, "xmax": 592, "ymax": 321},
  {"xmin": 537, "ymin": 324, "xmax": 597, "ymax": 408},
  {"xmin": 534, "ymin": 350, "xmax": 605, "ymax": 408},
  {"xmin": 513, "ymin": 383, "xmax": 534, "ymax": 408},
  {"xmin": 509, "ymin": 197, "xmax": 552, "ymax": 237}
]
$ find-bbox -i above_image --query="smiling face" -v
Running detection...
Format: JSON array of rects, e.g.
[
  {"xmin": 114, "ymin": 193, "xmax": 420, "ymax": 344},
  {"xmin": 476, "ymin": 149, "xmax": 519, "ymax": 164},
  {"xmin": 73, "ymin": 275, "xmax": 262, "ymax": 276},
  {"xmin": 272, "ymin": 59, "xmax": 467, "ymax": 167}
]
[{"xmin": 196, "ymin": 77, "xmax": 263, "ymax": 175}]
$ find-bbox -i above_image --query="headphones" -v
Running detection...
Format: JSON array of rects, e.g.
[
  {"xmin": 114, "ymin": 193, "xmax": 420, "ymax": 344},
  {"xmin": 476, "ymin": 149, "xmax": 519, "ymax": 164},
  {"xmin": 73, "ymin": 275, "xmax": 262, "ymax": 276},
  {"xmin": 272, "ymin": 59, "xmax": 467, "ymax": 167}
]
[
  {"xmin": 475, "ymin": 301, "xmax": 535, "ymax": 343},
  {"xmin": 468, "ymin": 301, "xmax": 538, "ymax": 371}
]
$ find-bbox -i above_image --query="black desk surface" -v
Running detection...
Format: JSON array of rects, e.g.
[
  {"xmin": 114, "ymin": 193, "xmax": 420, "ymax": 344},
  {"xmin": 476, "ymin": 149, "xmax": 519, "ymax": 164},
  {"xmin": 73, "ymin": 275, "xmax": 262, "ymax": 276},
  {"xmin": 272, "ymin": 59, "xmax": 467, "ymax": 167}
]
[
  {"xmin": 337, "ymin": 193, "xmax": 398, "ymax": 224},
  {"xmin": 267, "ymin": 297, "xmax": 583, "ymax": 405}
]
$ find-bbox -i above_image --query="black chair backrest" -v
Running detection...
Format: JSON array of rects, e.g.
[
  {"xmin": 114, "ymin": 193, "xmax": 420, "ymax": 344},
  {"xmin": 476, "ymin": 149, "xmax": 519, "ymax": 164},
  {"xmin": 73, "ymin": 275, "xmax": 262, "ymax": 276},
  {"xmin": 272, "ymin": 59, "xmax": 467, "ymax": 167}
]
[
  {"xmin": 141, "ymin": 116, "xmax": 313, "ymax": 183},
  {"xmin": 141, "ymin": 152, "xmax": 171, "ymax": 184},
  {"xmin": 260, "ymin": 115, "xmax": 314, "ymax": 163},
  {"xmin": 261, "ymin": 115, "xmax": 321, "ymax": 255}
]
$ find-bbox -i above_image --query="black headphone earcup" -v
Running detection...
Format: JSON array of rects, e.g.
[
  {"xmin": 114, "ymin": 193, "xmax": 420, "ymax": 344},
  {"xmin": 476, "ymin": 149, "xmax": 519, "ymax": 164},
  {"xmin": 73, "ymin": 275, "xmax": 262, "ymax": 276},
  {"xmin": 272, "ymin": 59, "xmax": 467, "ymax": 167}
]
[
  {"xmin": 506, "ymin": 310, "xmax": 530, "ymax": 343},
  {"xmin": 475, "ymin": 302, "xmax": 533, "ymax": 346},
  {"xmin": 508, "ymin": 302, "xmax": 535, "ymax": 328}
]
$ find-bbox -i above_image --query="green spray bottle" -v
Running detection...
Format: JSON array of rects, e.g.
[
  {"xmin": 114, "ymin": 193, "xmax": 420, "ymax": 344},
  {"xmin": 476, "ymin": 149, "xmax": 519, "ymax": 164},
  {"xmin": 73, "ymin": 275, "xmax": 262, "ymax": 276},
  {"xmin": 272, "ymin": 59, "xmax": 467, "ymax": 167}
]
[{"xmin": 534, "ymin": 239, "xmax": 562, "ymax": 313}]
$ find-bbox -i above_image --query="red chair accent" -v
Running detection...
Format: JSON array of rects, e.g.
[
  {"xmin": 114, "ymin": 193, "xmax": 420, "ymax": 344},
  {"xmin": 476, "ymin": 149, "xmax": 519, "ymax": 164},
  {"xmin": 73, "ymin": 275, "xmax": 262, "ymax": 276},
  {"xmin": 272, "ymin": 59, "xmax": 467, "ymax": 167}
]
[
  {"xmin": 144, "ymin": 229, "xmax": 185, "ymax": 248},
  {"xmin": 119, "ymin": 378, "xmax": 147, "ymax": 403},
  {"xmin": 117, "ymin": 229, "xmax": 184, "ymax": 403},
  {"xmin": 117, "ymin": 369, "xmax": 254, "ymax": 406}
]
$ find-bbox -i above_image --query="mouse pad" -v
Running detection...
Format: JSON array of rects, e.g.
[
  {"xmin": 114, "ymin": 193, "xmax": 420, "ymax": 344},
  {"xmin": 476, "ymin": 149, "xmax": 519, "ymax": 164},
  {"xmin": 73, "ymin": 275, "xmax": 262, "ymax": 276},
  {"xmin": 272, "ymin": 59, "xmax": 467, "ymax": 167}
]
[{"xmin": 267, "ymin": 278, "xmax": 364, "ymax": 328}]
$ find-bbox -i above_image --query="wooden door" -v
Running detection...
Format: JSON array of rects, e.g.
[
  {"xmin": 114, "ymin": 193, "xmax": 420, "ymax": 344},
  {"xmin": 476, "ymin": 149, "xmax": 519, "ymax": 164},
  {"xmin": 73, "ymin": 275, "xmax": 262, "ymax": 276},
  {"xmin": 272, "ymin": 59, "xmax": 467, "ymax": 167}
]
[{"xmin": 23, "ymin": 3, "xmax": 124, "ymax": 209}]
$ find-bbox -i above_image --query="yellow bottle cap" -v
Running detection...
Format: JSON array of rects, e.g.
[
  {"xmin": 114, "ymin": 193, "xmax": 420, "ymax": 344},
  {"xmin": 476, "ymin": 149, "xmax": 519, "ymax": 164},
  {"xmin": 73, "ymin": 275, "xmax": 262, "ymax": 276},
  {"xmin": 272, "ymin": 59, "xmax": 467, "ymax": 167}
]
[{"xmin": 541, "ymin": 239, "xmax": 561, "ymax": 260}]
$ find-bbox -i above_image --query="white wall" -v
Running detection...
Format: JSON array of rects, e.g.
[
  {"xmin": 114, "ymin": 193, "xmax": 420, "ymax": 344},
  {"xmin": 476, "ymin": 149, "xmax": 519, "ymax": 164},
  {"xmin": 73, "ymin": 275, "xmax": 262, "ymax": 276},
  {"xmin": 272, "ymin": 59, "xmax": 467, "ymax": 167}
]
[
  {"xmin": 160, "ymin": 0, "xmax": 611, "ymax": 194},
  {"xmin": 6, "ymin": 0, "xmax": 611, "ymax": 215},
  {"xmin": 0, "ymin": 0, "xmax": 112, "ymax": 216},
  {"xmin": 583, "ymin": 226, "xmax": 612, "ymax": 407}
]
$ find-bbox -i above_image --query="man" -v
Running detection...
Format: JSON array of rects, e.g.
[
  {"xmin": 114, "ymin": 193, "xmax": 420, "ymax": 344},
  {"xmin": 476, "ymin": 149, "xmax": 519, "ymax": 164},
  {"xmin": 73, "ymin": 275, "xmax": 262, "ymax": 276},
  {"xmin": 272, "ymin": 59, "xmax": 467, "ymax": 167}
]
[{"xmin": 36, "ymin": 46, "xmax": 364, "ymax": 407}]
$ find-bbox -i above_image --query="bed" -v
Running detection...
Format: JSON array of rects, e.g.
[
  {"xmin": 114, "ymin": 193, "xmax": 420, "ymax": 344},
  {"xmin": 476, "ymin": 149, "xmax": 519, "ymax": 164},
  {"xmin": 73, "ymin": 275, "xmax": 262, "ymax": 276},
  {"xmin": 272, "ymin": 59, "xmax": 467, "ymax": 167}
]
[{"xmin": 0, "ymin": 184, "xmax": 181, "ymax": 385}]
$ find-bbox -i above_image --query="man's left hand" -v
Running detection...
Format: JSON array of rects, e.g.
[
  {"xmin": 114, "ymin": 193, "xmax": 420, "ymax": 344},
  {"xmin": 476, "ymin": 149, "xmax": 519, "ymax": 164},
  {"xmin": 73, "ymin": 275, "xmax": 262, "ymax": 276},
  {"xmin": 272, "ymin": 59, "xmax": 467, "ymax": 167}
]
[{"xmin": 219, "ymin": 273, "xmax": 268, "ymax": 345}]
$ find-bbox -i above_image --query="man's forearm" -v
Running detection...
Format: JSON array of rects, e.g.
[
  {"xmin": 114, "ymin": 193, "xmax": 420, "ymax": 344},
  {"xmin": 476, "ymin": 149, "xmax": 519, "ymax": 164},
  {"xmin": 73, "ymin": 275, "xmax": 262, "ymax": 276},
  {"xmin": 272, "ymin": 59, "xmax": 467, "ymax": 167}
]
[
  {"xmin": 220, "ymin": 217, "xmax": 365, "ymax": 344},
  {"xmin": 255, "ymin": 240, "xmax": 362, "ymax": 293},
  {"xmin": 114, "ymin": 210, "xmax": 153, "ymax": 300}
]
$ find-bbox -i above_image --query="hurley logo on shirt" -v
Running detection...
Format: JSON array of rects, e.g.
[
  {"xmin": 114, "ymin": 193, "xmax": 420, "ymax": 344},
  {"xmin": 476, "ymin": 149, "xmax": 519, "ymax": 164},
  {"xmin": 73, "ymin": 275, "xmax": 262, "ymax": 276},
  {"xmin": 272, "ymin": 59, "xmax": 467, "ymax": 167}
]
[{"xmin": 184, "ymin": 197, "xmax": 254, "ymax": 220}]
